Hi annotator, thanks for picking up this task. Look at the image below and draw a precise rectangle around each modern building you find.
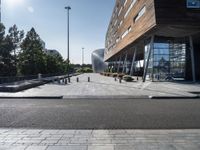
[40,39,46,50]
[92,49,108,73]
[44,49,62,57]
[105,0,200,82]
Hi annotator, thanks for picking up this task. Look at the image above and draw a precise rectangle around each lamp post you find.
[82,47,84,67]
[65,6,71,81]
[82,47,85,72]
[0,0,2,23]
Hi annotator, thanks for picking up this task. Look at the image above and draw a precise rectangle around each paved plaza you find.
[0,74,200,149]
[0,129,200,150]
[0,73,199,98]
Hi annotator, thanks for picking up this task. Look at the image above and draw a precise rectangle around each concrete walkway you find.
[0,129,200,150]
[0,73,199,98]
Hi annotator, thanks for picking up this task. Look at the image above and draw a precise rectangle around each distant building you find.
[91,49,108,73]
[44,49,62,57]
[40,39,46,50]
[39,39,62,58]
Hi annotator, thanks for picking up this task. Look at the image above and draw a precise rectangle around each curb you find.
[149,95,200,99]
[0,96,199,100]
[63,95,149,100]
[0,96,63,99]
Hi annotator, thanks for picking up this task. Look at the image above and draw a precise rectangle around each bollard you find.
[62,79,65,83]
[137,76,139,81]
[119,78,122,83]
[38,73,42,81]
[77,77,79,82]
[88,77,90,82]
[115,78,117,81]
[65,79,68,84]
[68,77,71,83]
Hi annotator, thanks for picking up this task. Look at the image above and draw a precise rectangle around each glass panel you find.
[149,39,186,81]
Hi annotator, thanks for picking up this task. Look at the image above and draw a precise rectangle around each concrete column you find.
[122,53,128,74]
[189,36,196,82]
[130,47,137,76]
[114,57,118,72]
[143,35,154,82]
[117,55,122,73]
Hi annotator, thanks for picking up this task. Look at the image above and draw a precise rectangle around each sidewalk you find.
[0,129,200,150]
[0,73,199,98]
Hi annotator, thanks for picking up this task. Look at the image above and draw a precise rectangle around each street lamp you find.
[0,0,2,23]
[65,6,71,82]
[82,47,84,66]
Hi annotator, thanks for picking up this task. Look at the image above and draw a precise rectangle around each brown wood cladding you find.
[105,0,200,61]
[105,0,156,61]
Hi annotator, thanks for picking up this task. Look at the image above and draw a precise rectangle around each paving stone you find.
[0,129,199,149]
[114,145,136,150]
[174,143,200,150]
[25,146,47,150]
[0,146,27,150]
[157,144,177,150]
[88,145,114,150]
[46,146,87,150]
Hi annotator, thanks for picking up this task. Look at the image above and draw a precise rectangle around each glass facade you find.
[145,37,186,81]
[91,49,108,73]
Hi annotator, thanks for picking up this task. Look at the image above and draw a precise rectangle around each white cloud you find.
[27,6,34,13]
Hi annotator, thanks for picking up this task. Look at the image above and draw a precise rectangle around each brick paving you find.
[0,129,200,149]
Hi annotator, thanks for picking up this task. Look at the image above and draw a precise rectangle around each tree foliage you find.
[0,23,17,76]
[8,24,24,56]
[46,54,66,74]
[18,28,46,75]
[0,23,88,77]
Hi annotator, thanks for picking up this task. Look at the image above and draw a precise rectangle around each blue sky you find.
[2,0,115,64]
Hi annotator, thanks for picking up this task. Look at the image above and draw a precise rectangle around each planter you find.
[123,75,134,82]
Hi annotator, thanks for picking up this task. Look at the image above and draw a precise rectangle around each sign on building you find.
[187,0,200,8]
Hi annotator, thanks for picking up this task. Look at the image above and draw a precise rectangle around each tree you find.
[45,54,65,74]
[8,25,24,56]
[18,28,46,75]
[0,23,17,76]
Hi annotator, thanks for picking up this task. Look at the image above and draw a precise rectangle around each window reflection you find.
[145,40,186,81]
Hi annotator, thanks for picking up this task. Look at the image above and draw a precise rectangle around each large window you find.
[145,37,186,81]
[118,7,123,16]
[124,0,137,18]
[121,26,132,39]
[124,0,128,6]
[134,6,146,22]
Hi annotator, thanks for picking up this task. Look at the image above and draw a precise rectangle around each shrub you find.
[76,67,93,73]
[84,67,93,73]
[107,73,112,76]
[105,73,109,76]
[118,73,125,78]
[112,73,118,78]
[123,75,134,82]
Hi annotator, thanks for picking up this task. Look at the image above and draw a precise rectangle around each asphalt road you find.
[0,98,200,129]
